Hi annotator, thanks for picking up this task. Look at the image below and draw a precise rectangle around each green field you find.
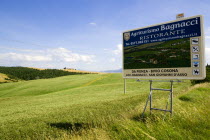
[0,73,209,139]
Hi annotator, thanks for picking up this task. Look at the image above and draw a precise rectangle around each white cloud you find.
[206,47,210,65]
[89,22,97,26]
[2,52,52,62]
[0,46,44,53]
[205,35,210,39]
[113,44,122,55]
[109,58,116,62]
[47,47,95,63]
[0,47,95,63]
[206,27,210,35]
[205,35,210,49]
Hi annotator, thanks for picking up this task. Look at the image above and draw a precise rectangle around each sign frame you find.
[122,15,205,80]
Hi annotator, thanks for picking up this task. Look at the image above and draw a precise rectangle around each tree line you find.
[191,65,210,85]
[0,66,88,81]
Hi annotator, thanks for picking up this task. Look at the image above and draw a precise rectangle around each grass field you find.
[0,73,209,139]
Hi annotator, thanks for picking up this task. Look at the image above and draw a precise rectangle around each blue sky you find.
[0,0,210,71]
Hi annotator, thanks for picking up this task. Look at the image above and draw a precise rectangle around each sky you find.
[0,0,210,71]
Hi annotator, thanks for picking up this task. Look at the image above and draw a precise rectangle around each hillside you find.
[0,66,92,81]
[0,73,17,83]
[0,73,9,83]
[0,73,209,139]
[29,67,103,74]
[63,69,103,74]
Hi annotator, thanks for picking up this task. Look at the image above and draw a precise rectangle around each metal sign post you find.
[124,78,126,94]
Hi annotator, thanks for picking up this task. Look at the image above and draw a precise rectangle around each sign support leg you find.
[170,80,173,116]
[141,80,153,118]
[141,80,174,119]
[149,80,152,114]
[124,79,126,94]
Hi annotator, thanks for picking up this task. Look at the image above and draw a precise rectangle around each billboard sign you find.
[123,15,205,79]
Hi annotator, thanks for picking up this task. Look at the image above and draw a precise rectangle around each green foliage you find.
[0,66,86,81]
[191,65,210,85]
[0,74,209,139]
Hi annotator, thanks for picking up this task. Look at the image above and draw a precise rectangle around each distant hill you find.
[63,69,104,74]
[103,68,122,73]
[29,67,103,74]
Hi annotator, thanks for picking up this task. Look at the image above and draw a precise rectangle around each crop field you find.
[0,73,9,83]
[0,73,209,139]
[124,38,191,69]
[0,73,14,83]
